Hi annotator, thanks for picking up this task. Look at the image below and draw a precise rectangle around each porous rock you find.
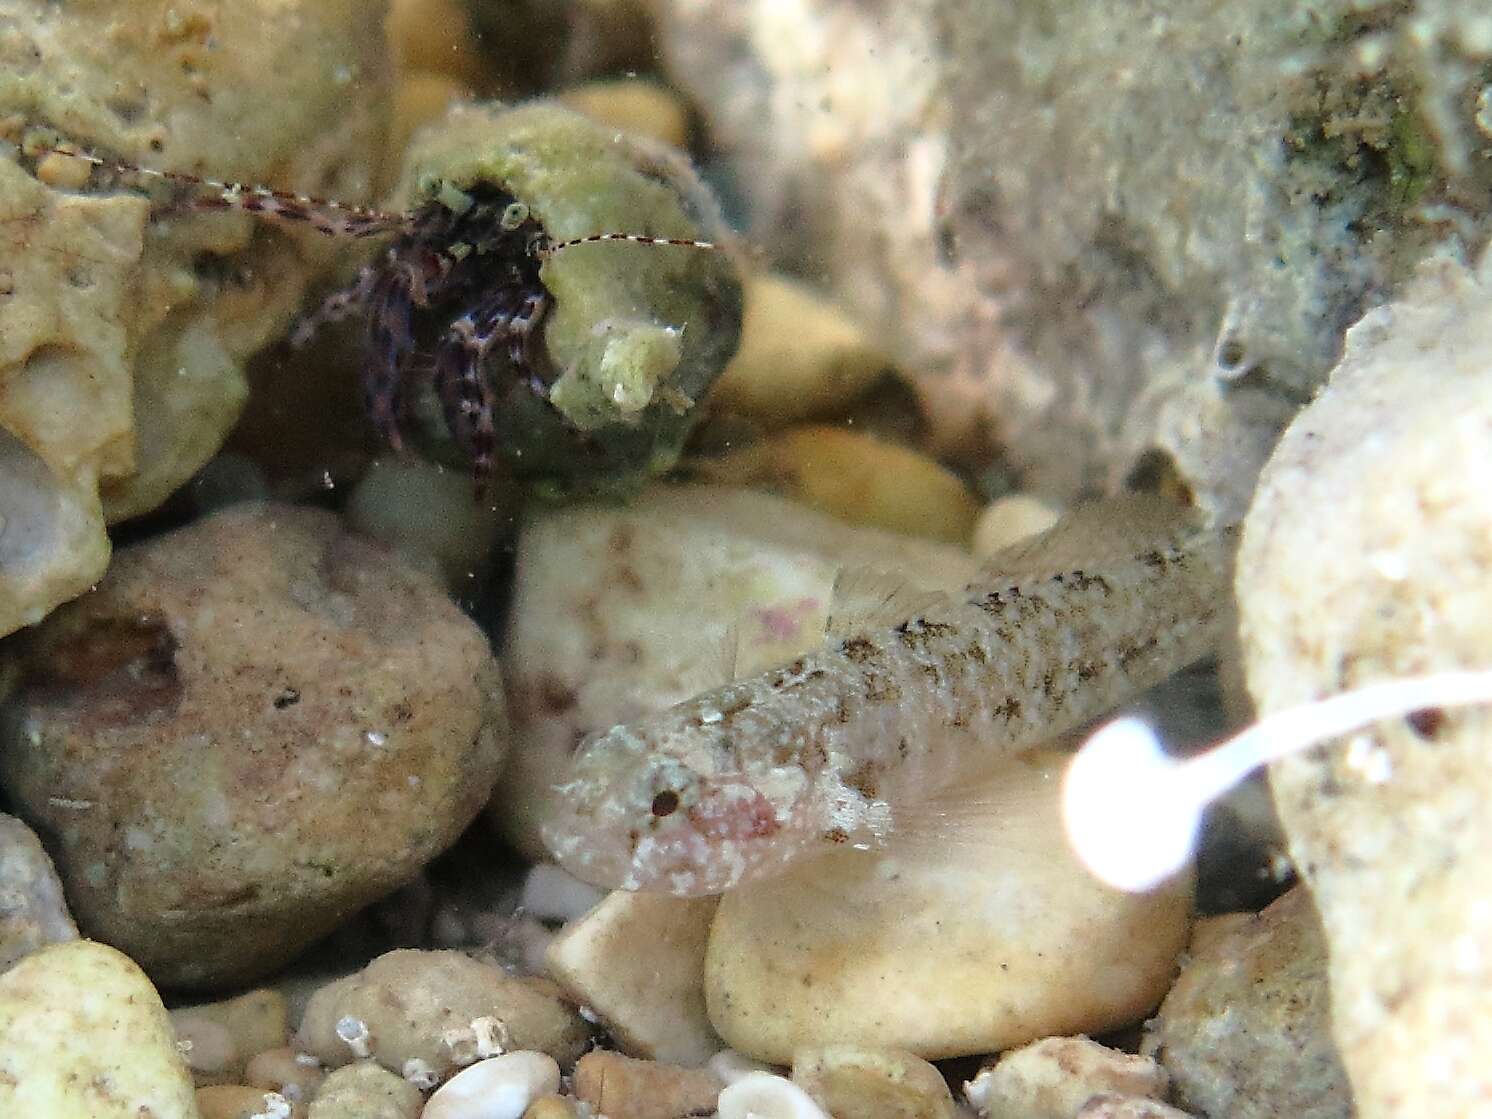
[0,503,507,988]
[706,751,1193,1062]
[296,949,589,1078]
[1145,886,1349,1119]
[653,0,1492,520]
[494,482,979,858]
[0,0,388,635]
[0,810,77,972]
[964,1036,1169,1119]
[1237,251,1492,1117]
[0,939,198,1118]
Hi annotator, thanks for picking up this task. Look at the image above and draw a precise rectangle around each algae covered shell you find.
[394,100,744,492]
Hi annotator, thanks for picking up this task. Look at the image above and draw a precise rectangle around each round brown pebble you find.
[196,1084,304,1119]
[573,1050,724,1119]
[245,1046,325,1103]
[0,504,508,988]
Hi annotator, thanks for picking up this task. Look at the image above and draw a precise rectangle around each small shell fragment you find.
[421,1051,561,1119]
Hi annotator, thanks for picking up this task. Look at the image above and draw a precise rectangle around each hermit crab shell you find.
[394,100,744,492]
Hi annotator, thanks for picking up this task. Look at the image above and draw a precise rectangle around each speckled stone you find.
[0,504,507,988]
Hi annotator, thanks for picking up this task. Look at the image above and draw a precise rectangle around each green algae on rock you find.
[393,101,744,493]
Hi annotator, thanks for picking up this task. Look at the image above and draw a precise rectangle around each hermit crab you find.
[32,100,744,494]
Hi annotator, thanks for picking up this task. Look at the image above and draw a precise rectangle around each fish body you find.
[543,497,1233,896]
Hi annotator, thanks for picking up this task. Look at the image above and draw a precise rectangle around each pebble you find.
[495,483,977,858]
[964,1037,1169,1119]
[308,1060,423,1119]
[172,988,291,1085]
[0,811,77,972]
[522,1094,579,1119]
[246,1046,327,1104]
[706,751,1193,1062]
[699,424,981,543]
[519,863,607,924]
[423,1051,561,1119]
[1143,886,1349,1119]
[174,1013,240,1083]
[718,1072,831,1119]
[791,1045,956,1119]
[1074,1097,1198,1119]
[0,504,509,987]
[197,1084,303,1119]
[710,273,894,425]
[971,493,1063,560]
[296,950,589,1079]
[559,80,692,148]
[574,1050,725,1119]
[345,458,507,595]
[0,940,197,1118]
[546,892,721,1065]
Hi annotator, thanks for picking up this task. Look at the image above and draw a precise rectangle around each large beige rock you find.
[1237,253,1492,1117]
[0,0,388,636]
[653,0,1492,520]
[706,751,1192,1062]
[0,939,199,1117]
[0,504,506,988]
[494,483,979,858]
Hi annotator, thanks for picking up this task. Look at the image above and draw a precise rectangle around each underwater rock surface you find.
[0,0,388,636]
[1145,887,1349,1119]
[653,0,1492,519]
[1238,251,1492,1118]
[0,504,507,988]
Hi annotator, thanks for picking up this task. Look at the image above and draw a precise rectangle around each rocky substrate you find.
[2,0,1488,1117]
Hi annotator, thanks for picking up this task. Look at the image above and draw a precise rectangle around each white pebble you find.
[717,1072,830,1119]
[421,1051,561,1119]
[519,863,607,923]
[708,1049,780,1085]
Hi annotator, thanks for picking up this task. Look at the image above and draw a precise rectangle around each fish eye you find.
[650,789,681,818]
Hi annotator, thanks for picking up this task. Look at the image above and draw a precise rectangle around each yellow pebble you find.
[389,73,473,164]
[558,80,691,149]
[700,425,980,544]
[197,1084,305,1119]
[710,274,893,426]
[386,0,487,88]
[35,151,92,189]
[245,1046,325,1102]
[971,493,1062,560]
[523,1093,581,1119]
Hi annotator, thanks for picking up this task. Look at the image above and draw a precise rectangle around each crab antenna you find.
[536,231,720,259]
[33,143,412,239]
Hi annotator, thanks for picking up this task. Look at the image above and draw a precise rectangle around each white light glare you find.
[1063,669,1492,892]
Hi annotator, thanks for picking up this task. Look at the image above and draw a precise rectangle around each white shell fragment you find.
[421,1051,560,1119]
[717,1072,831,1119]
